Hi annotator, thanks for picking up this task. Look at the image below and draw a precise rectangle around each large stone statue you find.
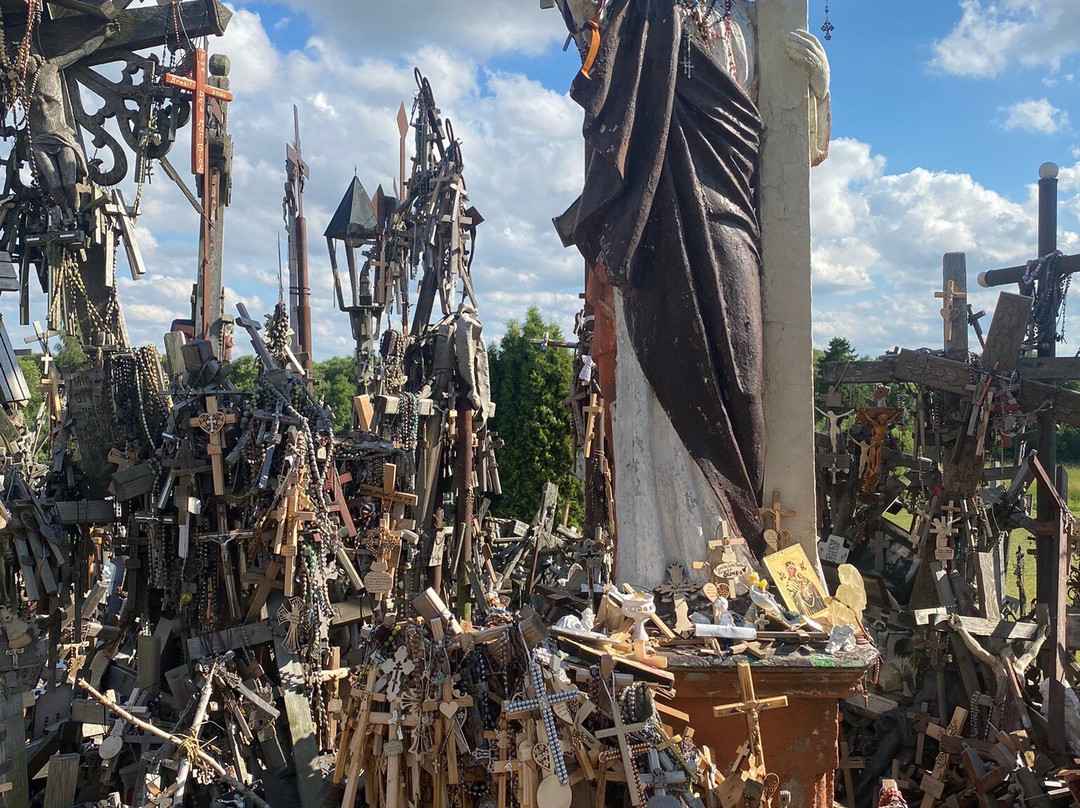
[21,22,118,213]
[551,0,830,585]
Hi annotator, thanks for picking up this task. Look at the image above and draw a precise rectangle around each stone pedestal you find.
[667,646,877,808]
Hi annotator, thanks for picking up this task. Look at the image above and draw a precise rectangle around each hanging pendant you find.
[821,3,835,40]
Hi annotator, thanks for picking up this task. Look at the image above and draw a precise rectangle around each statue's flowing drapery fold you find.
[569,0,767,554]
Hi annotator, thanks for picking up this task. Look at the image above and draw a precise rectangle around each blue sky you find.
[6,0,1080,360]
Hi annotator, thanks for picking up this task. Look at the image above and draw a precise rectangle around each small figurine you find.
[694,595,757,640]
[746,573,823,631]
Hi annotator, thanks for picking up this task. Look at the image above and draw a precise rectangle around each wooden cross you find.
[968,305,988,350]
[935,280,967,343]
[595,680,652,806]
[930,515,957,564]
[759,491,796,551]
[711,662,788,777]
[275,478,316,598]
[422,677,474,787]
[837,741,865,808]
[326,468,356,537]
[484,721,516,808]
[655,563,699,636]
[275,596,307,654]
[505,657,579,785]
[189,395,238,495]
[164,48,234,176]
[355,463,418,521]
[598,741,653,806]
[694,520,750,600]
[919,706,969,808]
[583,393,603,458]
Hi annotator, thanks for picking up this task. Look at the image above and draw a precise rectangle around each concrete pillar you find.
[757,0,819,555]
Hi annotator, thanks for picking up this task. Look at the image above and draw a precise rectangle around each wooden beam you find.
[825,354,1080,387]
[42,753,80,808]
[270,596,323,808]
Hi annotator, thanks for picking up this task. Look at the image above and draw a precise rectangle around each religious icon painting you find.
[762,544,830,620]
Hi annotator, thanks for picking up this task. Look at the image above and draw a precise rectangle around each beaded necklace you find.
[676,0,738,80]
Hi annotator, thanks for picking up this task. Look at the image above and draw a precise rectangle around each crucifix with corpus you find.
[164,45,235,354]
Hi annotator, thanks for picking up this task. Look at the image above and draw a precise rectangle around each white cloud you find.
[932,0,1080,78]
[998,98,1070,134]
[811,138,1080,355]
[262,0,564,59]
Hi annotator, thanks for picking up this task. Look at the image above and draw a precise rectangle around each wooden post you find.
[942,254,968,360]
[43,753,80,808]
[454,396,474,615]
[0,684,29,808]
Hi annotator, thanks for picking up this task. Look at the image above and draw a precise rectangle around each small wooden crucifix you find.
[759,491,796,551]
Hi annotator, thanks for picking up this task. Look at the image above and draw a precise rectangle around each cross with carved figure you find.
[189,395,237,495]
[935,280,967,342]
[711,662,788,777]
[164,49,234,176]
[693,519,749,600]
[759,491,796,551]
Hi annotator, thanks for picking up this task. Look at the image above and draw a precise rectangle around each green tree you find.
[17,354,42,420]
[228,355,258,392]
[313,356,356,434]
[488,308,582,526]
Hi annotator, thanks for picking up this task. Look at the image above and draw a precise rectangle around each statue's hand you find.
[105,21,121,40]
[786,30,830,100]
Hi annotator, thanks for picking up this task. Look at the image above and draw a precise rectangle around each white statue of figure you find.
[548,0,831,587]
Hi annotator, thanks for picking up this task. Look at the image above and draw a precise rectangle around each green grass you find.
[877,464,1080,604]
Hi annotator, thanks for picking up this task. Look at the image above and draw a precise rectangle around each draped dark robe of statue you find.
[569,0,766,555]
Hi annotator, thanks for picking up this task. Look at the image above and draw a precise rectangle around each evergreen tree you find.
[313,356,355,434]
[489,308,582,526]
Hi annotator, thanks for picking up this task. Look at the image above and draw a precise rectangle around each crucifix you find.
[583,393,603,458]
[918,706,968,808]
[815,407,854,454]
[759,491,796,552]
[164,46,234,351]
[711,662,788,778]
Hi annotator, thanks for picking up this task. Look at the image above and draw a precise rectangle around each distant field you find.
[877,464,1080,603]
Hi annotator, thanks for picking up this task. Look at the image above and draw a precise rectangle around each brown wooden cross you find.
[326,468,356,537]
[189,395,237,495]
[595,680,652,806]
[935,280,967,342]
[711,662,788,777]
[837,740,865,808]
[655,563,699,636]
[583,393,603,458]
[919,706,968,808]
[164,48,234,176]
[422,677,474,787]
[355,463,418,521]
[694,519,750,600]
[759,491,796,551]
[274,481,316,598]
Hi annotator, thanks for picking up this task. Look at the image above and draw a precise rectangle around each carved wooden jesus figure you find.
[19,22,118,213]
[551,0,830,584]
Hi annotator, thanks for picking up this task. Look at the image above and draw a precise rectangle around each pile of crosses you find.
[333,586,798,808]
[815,179,1080,808]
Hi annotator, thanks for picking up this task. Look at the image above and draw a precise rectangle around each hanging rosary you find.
[821,2,835,41]
[677,0,737,80]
